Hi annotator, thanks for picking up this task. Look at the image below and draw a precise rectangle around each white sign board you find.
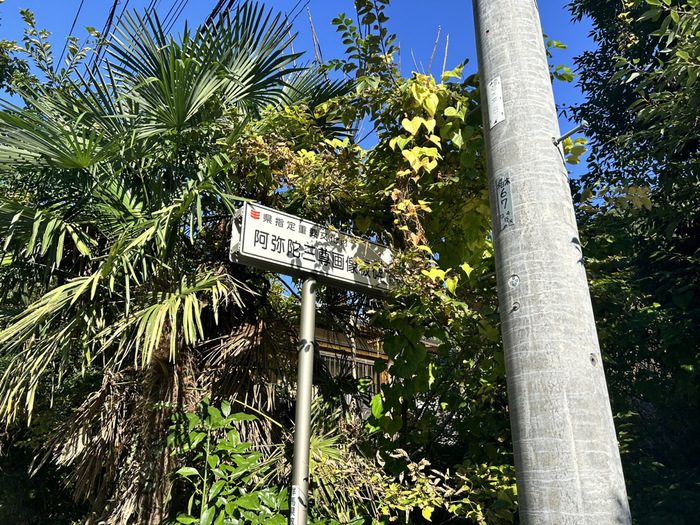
[230,202,394,295]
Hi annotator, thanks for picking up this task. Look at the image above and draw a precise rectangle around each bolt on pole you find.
[290,276,317,525]
[471,1,631,523]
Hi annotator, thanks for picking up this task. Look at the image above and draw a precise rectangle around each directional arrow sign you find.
[230,202,394,294]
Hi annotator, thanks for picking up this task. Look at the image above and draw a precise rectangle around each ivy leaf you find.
[401,117,424,135]
[422,267,446,282]
[445,277,458,294]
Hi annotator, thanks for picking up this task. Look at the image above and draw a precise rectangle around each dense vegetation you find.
[0,1,514,523]
[0,0,696,523]
[568,0,700,522]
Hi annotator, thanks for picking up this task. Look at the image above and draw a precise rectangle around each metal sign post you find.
[229,202,392,524]
[290,276,316,525]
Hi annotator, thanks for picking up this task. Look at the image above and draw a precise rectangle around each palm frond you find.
[0,200,97,267]
[0,96,121,170]
[282,66,354,109]
[107,4,302,136]
[280,66,355,137]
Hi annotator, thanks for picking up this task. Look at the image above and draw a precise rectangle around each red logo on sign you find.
[250,210,261,220]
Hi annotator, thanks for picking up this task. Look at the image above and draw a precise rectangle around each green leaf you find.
[207,454,220,470]
[421,267,446,282]
[461,263,474,278]
[208,480,226,502]
[384,415,403,434]
[234,492,260,511]
[370,394,384,419]
[445,277,458,294]
[424,93,439,117]
[230,413,257,422]
[207,406,224,429]
[175,467,200,477]
[201,505,216,525]
[258,488,279,509]
[173,432,206,454]
[441,64,464,81]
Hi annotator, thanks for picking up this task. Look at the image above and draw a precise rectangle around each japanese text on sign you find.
[230,203,394,293]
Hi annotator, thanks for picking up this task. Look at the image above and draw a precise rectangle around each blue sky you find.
[1,0,594,168]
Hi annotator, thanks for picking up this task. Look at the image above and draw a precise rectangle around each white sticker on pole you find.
[290,485,302,525]
[496,174,514,231]
[487,76,505,128]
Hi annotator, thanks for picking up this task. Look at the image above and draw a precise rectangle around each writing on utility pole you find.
[496,175,514,231]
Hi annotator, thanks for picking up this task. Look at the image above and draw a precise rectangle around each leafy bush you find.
[162,399,288,525]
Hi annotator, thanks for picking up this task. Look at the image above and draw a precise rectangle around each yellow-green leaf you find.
[402,117,424,136]
[422,267,446,282]
[424,93,439,117]
[461,263,474,278]
[445,277,458,294]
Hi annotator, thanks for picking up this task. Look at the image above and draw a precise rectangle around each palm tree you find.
[0,3,350,522]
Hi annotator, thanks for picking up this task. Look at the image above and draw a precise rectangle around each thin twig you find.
[307,7,323,63]
[288,0,310,26]
[280,277,301,300]
[287,26,297,68]
[411,49,421,74]
[428,26,441,75]
[442,34,450,78]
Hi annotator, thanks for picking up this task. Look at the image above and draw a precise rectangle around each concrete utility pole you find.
[472,1,631,523]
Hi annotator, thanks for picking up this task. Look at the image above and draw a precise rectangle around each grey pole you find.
[290,276,316,525]
[472,1,631,523]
